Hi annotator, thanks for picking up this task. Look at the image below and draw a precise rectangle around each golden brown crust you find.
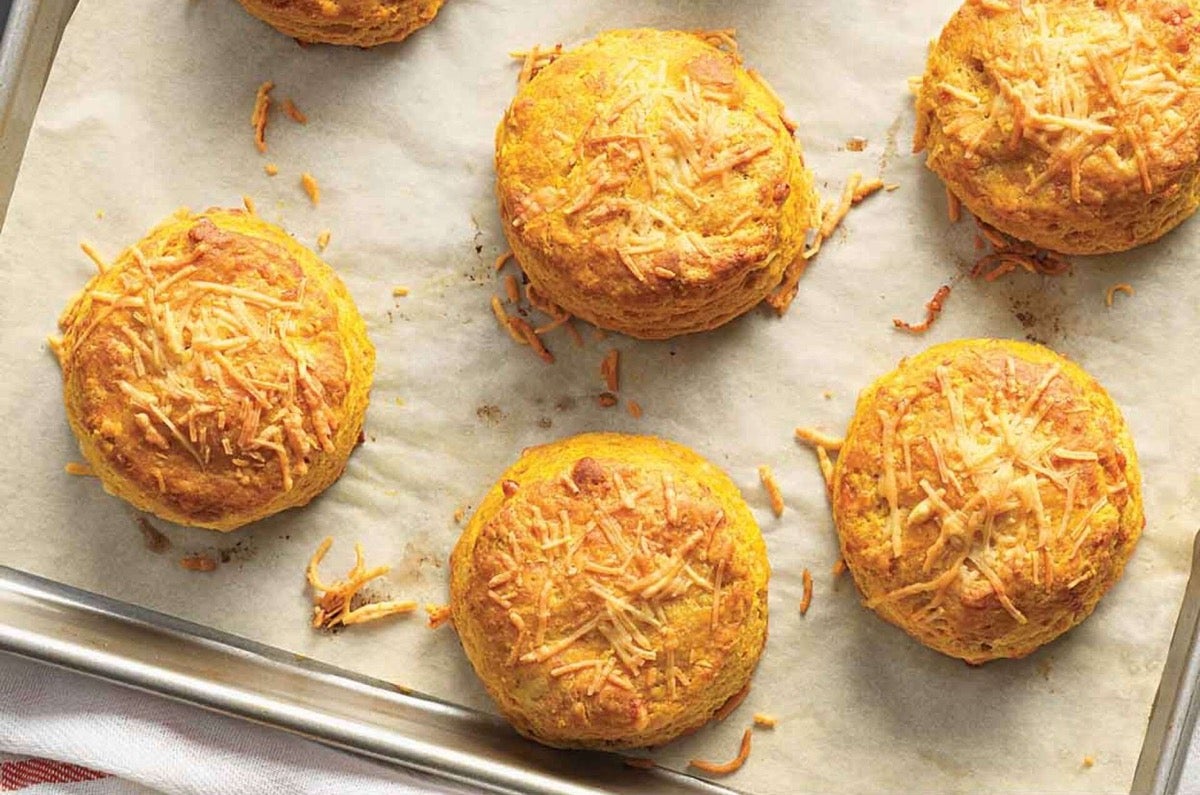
[236,0,444,47]
[832,339,1143,663]
[56,208,375,531]
[495,29,819,340]
[915,0,1200,254]
[450,433,769,749]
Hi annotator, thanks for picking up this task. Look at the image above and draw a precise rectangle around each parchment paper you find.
[0,1,1194,792]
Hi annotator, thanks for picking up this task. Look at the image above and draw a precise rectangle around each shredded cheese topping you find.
[865,354,1128,624]
[507,31,790,291]
[57,216,346,495]
[475,456,742,711]
[928,0,1200,201]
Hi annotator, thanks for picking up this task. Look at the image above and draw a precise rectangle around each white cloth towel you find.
[0,652,474,794]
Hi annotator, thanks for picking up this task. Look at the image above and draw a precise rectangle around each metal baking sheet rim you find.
[0,2,1191,793]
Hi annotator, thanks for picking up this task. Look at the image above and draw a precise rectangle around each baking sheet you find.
[0,0,1194,792]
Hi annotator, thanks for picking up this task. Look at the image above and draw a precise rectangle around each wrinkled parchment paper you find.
[1,1,1195,791]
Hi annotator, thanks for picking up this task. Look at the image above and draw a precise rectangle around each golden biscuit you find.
[236,0,444,47]
[55,208,375,531]
[832,339,1142,664]
[915,0,1200,254]
[495,29,819,339]
[450,433,769,749]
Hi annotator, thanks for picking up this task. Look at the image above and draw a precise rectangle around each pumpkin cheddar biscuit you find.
[833,339,1143,663]
[495,29,820,339]
[54,208,375,531]
[914,0,1200,254]
[450,433,769,748]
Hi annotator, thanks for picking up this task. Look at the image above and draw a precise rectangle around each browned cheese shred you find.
[893,284,952,334]
[251,81,274,153]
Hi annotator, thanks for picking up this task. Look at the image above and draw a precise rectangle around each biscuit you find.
[236,0,444,47]
[55,208,375,531]
[495,29,819,339]
[832,339,1142,663]
[915,0,1200,254]
[450,433,769,748]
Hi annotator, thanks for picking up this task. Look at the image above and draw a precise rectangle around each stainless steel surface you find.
[0,566,736,795]
[0,0,77,221]
[1132,532,1200,795]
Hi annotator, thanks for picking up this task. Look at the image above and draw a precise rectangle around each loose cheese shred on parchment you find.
[251,81,273,153]
[766,170,889,315]
[301,172,320,206]
[306,537,417,629]
[689,728,753,776]
[758,465,785,517]
[1105,283,1134,307]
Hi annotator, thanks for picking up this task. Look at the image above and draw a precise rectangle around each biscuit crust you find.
[450,433,769,749]
[833,339,1142,663]
[236,0,444,47]
[915,0,1200,254]
[495,29,819,339]
[56,208,375,531]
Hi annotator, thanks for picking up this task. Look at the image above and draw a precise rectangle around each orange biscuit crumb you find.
[1083,756,1095,768]
[628,400,643,419]
[316,230,331,251]
[832,558,847,578]
[598,392,618,408]
[689,728,752,776]
[752,713,777,729]
[393,286,410,297]
[494,251,513,271]
[180,553,217,572]
[251,80,273,153]
[64,461,95,476]
[425,603,453,629]
[758,465,784,517]
[800,568,813,615]
[242,195,256,215]
[846,137,868,151]
[300,173,320,206]
[264,163,279,176]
